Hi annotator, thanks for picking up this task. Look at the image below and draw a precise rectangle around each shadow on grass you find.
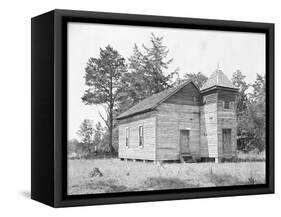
[142,177,199,190]
[206,168,245,186]
[88,179,135,193]
[71,179,138,194]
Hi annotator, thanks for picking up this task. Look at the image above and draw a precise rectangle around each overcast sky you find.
[67,22,265,140]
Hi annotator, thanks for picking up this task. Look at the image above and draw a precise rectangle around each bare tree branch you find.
[98,111,109,128]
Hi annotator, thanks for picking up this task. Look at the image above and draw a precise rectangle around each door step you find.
[180,154,193,163]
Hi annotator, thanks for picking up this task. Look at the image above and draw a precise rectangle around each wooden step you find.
[180,154,193,163]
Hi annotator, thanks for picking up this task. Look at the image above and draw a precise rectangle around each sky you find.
[67,22,265,140]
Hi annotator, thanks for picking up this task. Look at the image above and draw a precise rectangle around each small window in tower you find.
[224,101,230,109]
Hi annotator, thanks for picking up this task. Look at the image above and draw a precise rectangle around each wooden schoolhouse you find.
[116,68,238,163]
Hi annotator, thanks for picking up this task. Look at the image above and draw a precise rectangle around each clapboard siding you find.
[156,103,200,160]
[201,90,217,104]
[217,97,237,158]
[200,90,237,158]
[118,116,156,160]
[164,83,200,106]
[118,111,156,125]
[200,100,218,158]
[218,89,237,101]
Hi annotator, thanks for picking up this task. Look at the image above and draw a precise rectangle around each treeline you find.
[68,120,112,158]
[232,71,265,152]
[68,33,265,158]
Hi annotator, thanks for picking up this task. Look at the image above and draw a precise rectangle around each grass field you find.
[68,158,265,195]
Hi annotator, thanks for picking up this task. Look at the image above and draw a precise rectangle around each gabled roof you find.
[201,69,236,91]
[116,80,196,120]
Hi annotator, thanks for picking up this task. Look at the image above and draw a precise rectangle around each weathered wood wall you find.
[217,90,237,158]
[165,83,200,106]
[200,89,237,159]
[118,112,156,160]
[217,89,237,101]
[118,111,156,125]
[200,92,218,158]
[156,103,200,161]
[155,83,201,160]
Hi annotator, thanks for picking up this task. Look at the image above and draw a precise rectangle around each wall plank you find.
[118,116,156,160]
[156,103,200,160]
[164,83,200,106]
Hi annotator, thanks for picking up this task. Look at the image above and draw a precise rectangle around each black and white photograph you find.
[67,22,266,195]
[0,0,279,213]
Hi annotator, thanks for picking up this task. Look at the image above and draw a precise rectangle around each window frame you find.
[138,125,144,148]
[125,127,130,148]
[223,100,230,109]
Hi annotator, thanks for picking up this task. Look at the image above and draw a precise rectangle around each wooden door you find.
[222,129,232,153]
[180,130,190,154]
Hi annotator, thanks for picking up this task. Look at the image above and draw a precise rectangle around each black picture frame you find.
[31,9,274,207]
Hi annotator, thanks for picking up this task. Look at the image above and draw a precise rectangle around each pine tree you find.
[232,70,250,115]
[119,33,178,111]
[142,33,178,94]
[231,70,250,151]
[248,74,266,151]
[82,45,127,153]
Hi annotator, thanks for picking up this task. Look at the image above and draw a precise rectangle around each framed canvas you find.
[31,9,274,207]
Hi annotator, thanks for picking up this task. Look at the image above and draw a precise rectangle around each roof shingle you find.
[201,69,235,91]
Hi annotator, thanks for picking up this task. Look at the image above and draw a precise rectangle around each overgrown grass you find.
[236,151,265,162]
[207,167,243,186]
[68,159,266,195]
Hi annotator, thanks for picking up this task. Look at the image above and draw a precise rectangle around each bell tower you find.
[200,68,238,163]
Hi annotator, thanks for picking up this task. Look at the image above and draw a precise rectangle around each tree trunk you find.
[108,74,115,155]
[108,105,115,154]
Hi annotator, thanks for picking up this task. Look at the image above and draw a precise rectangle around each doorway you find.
[180,130,190,154]
[222,129,232,153]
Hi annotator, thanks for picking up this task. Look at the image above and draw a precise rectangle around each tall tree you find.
[82,45,127,153]
[248,74,266,151]
[231,70,250,151]
[142,33,178,93]
[231,70,250,115]
[250,73,266,106]
[231,71,266,152]
[183,72,208,89]
[77,119,94,154]
[120,34,178,110]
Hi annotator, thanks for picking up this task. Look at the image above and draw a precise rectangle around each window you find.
[125,127,130,148]
[139,126,144,147]
[224,101,230,109]
[202,96,207,105]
